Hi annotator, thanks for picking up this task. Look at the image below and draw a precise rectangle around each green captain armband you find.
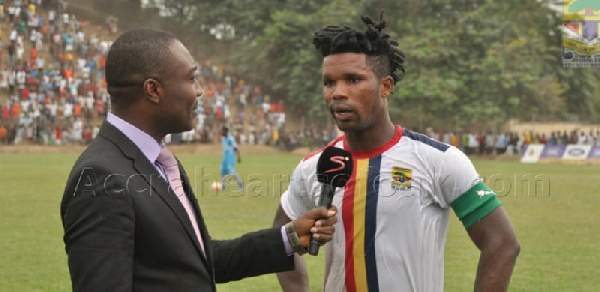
[450,182,502,229]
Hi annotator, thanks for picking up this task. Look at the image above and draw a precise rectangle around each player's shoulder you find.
[401,129,450,153]
[400,129,471,169]
[302,136,345,162]
[302,148,323,163]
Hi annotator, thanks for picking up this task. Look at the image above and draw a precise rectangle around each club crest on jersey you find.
[392,166,412,190]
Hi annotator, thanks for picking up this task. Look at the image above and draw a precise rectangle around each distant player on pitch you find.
[220,126,243,190]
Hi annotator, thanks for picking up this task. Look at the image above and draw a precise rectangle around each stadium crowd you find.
[421,128,600,156]
[0,0,109,146]
[0,0,597,157]
[0,0,312,149]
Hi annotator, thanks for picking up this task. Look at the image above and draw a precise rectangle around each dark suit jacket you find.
[61,122,293,291]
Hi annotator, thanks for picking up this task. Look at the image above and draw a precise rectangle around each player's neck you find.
[345,122,396,152]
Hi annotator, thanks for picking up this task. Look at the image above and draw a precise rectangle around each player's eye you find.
[348,76,361,83]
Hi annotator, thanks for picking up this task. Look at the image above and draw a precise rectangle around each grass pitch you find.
[0,150,598,291]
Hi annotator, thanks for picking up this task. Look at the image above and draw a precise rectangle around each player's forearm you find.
[474,241,520,291]
[273,205,310,291]
[276,254,310,292]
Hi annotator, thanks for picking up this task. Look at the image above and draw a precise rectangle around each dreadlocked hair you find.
[313,11,405,84]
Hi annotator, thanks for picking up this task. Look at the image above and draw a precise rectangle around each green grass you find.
[1,152,599,291]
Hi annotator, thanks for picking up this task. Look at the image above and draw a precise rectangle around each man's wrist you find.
[285,221,308,255]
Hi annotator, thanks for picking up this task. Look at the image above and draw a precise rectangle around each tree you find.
[225,0,368,121]
[136,0,600,127]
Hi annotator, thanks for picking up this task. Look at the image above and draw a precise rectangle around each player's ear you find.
[143,78,162,104]
[380,76,394,99]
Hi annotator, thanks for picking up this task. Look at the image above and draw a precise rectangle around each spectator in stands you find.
[578,131,588,145]
[560,130,568,144]
[485,131,494,155]
[547,131,557,146]
[496,132,508,154]
[508,132,519,155]
[0,123,6,143]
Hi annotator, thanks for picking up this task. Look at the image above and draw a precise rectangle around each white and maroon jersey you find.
[281,126,501,292]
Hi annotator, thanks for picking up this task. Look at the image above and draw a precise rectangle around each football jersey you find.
[221,135,237,173]
[280,126,501,292]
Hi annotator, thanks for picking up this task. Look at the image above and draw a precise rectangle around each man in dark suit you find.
[60,28,337,292]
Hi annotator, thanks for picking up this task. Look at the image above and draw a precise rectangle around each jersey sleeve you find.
[438,147,502,229]
[230,136,238,149]
[280,160,317,220]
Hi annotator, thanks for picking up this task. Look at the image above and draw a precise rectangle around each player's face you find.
[322,53,391,133]
[156,41,203,134]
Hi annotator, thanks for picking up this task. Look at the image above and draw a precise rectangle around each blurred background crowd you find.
[1,0,599,157]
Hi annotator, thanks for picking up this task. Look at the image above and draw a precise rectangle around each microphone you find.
[308,146,353,256]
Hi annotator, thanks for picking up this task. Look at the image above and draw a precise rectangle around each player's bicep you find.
[438,148,502,229]
[279,163,316,220]
[466,206,517,250]
[450,181,502,229]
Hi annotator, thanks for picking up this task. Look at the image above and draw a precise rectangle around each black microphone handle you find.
[308,183,335,256]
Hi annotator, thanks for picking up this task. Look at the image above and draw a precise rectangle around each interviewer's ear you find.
[143,78,162,104]
[381,76,394,99]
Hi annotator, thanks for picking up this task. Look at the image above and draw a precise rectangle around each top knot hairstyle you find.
[313,11,405,84]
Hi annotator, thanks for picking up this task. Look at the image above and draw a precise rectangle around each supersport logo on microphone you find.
[324,155,351,174]
[316,146,353,187]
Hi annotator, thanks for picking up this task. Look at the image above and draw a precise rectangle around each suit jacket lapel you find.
[98,122,209,265]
